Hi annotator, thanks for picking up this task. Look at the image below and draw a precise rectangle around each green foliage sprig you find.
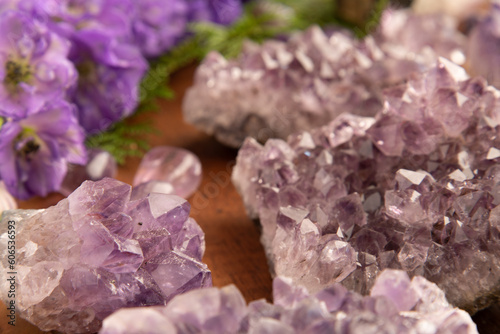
[86,120,154,165]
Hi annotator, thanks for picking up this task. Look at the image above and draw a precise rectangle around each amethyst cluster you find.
[0,178,211,333]
[183,9,466,147]
[0,0,242,200]
[232,58,500,314]
[100,269,478,334]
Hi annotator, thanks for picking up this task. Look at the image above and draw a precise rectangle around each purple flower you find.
[186,0,242,24]
[0,0,19,13]
[0,10,77,119]
[69,29,148,133]
[131,0,243,57]
[0,100,86,199]
[18,0,134,40]
[185,0,212,22]
[7,1,146,133]
[205,0,243,25]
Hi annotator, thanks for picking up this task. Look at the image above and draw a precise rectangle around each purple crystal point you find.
[100,270,477,334]
[183,10,465,147]
[133,146,202,198]
[233,59,500,313]
[60,149,118,196]
[0,178,211,333]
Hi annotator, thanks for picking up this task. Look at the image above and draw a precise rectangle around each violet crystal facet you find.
[232,58,500,313]
[183,9,465,147]
[133,146,202,199]
[100,269,477,334]
[0,178,211,333]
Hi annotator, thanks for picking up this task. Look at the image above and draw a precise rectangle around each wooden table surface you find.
[0,65,499,333]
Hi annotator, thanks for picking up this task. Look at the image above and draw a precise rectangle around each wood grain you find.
[0,64,498,333]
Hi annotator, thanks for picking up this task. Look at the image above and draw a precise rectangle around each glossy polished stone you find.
[133,146,202,198]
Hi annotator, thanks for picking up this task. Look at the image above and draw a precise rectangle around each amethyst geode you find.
[232,58,500,314]
[183,9,465,147]
[100,269,478,334]
[0,178,211,333]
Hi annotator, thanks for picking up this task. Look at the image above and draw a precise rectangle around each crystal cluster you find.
[183,9,465,147]
[100,269,478,334]
[133,146,202,199]
[0,178,211,333]
[232,59,500,314]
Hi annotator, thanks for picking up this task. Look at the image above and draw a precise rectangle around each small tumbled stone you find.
[100,270,478,334]
[232,59,500,313]
[133,146,202,198]
[0,178,211,333]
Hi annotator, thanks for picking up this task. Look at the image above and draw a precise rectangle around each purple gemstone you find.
[100,270,477,334]
[133,146,202,198]
[183,10,465,147]
[232,59,500,313]
[0,178,211,333]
